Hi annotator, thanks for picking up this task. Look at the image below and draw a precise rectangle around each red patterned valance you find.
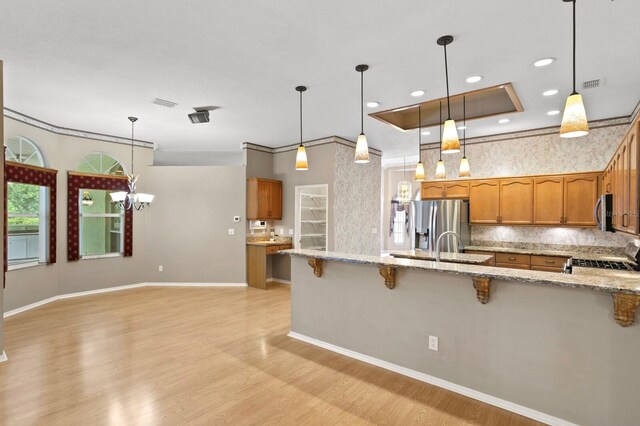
[4,162,58,281]
[67,172,133,261]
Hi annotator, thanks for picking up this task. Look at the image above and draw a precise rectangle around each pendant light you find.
[354,64,370,163]
[435,101,446,180]
[560,0,589,138]
[437,35,461,154]
[295,86,309,171]
[459,96,471,178]
[397,157,412,205]
[110,117,155,210]
[415,105,426,181]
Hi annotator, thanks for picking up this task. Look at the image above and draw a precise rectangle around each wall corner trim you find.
[0,351,7,363]
[287,331,579,426]
[4,282,248,318]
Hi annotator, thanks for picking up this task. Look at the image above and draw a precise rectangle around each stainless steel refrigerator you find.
[410,200,470,252]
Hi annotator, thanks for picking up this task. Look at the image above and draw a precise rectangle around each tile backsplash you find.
[471,225,639,254]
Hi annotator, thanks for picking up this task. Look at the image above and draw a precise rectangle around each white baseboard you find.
[4,282,247,318]
[267,278,291,285]
[0,351,7,363]
[287,331,577,426]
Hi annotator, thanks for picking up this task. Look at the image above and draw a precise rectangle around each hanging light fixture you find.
[415,105,426,181]
[110,117,155,210]
[459,96,471,178]
[435,101,446,180]
[437,35,461,154]
[295,86,309,171]
[354,64,370,163]
[397,157,412,205]
[560,0,589,138]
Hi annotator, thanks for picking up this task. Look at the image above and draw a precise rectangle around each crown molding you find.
[4,108,155,149]
[243,136,383,156]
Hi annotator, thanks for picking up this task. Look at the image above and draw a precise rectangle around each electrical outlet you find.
[228,228,235,235]
[288,229,294,235]
[233,216,241,222]
[278,227,284,235]
[158,265,163,272]
[428,335,439,352]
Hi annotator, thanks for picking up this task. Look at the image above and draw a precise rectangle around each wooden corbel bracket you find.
[472,277,492,304]
[379,265,397,289]
[307,258,323,277]
[612,293,640,327]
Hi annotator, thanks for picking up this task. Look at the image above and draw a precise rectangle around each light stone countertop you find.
[246,237,292,247]
[464,245,629,262]
[388,250,493,265]
[281,249,640,295]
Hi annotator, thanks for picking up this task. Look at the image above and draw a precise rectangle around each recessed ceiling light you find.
[411,90,426,97]
[543,89,559,96]
[366,101,380,108]
[498,118,510,124]
[533,57,556,67]
[421,130,431,135]
[465,76,483,83]
[547,110,561,116]
[457,126,467,130]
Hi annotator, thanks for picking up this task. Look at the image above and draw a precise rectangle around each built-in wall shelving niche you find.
[295,185,329,251]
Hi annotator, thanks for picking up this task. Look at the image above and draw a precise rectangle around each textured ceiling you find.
[1,0,639,158]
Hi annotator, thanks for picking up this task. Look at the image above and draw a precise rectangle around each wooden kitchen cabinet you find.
[564,174,599,227]
[469,180,500,223]
[247,178,283,220]
[499,178,533,224]
[533,176,564,225]
[612,122,638,234]
[421,181,469,199]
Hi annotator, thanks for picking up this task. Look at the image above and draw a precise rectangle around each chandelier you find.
[110,116,155,210]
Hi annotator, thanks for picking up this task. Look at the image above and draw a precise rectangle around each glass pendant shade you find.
[397,181,412,204]
[560,93,589,138]
[295,145,309,170]
[441,120,461,153]
[435,160,446,180]
[355,133,370,163]
[459,157,471,178]
[110,191,127,203]
[414,162,426,182]
[137,193,155,203]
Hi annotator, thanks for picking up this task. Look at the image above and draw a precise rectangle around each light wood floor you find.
[0,284,542,425]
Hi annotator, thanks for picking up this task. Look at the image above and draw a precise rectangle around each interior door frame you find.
[294,184,329,250]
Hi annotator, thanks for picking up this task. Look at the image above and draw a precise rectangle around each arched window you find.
[75,152,125,176]
[5,136,46,167]
[74,153,126,258]
[4,137,50,268]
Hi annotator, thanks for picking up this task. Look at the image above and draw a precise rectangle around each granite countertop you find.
[246,237,293,247]
[281,249,640,296]
[388,250,493,265]
[465,245,629,262]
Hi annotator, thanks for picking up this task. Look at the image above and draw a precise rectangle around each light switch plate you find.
[228,228,235,235]
[428,335,439,351]
[233,216,241,222]
[158,265,163,272]
[288,229,294,235]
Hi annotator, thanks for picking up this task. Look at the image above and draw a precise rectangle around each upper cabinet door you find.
[422,182,445,199]
[533,176,564,225]
[614,145,626,231]
[444,182,470,199]
[564,174,599,227]
[469,180,500,224]
[269,181,283,220]
[256,180,272,219]
[499,178,533,224]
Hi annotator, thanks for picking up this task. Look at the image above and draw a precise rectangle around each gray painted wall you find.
[144,166,246,283]
[290,257,640,426]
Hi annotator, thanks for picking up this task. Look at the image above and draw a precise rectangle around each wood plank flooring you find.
[0,284,542,425]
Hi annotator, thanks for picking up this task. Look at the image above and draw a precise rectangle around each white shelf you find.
[301,220,326,224]
[301,207,326,211]
[300,193,327,199]
[301,233,326,238]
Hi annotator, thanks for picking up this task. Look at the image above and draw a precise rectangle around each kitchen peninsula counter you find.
[465,245,629,262]
[388,250,493,265]
[283,249,640,426]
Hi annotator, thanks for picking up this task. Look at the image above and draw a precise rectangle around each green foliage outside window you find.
[8,183,40,226]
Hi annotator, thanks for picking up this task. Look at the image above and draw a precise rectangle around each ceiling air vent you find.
[151,98,178,108]
[582,79,601,90]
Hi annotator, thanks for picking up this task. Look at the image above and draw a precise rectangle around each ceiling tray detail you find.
[370,83,523,131]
